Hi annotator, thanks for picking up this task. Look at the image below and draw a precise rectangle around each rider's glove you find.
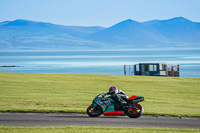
[102,93,108,97]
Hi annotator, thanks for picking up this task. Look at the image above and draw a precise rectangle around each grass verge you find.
[0,126,200,133]
[0,73,200,117]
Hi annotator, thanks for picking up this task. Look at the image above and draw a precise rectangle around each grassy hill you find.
[0,72,199,117]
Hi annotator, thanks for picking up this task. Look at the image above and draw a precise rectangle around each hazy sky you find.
[0,0,200,27]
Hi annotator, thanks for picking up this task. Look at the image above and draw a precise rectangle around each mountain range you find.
[0,17,200,49]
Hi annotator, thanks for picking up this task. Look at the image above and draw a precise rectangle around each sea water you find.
[0,48,200,77]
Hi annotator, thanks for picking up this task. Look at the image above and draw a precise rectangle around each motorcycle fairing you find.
[101,103,126,116]
[128,95,144,103]
[92,95,115,113]
[128,95,139,100]
[101,102,115,113]
[92,94,124,115]
[103,111,125,116]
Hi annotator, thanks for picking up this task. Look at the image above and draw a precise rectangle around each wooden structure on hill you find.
[124,63,180,77]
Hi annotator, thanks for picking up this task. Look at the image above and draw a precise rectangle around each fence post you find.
[124,65,126,75]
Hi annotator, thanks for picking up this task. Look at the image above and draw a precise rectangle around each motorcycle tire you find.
[87,104,103,117]
[125,104,144,118]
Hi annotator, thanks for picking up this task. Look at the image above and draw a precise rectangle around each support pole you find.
[124,65,126,75]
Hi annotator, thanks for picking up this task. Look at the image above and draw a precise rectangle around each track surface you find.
[0,113,199,128]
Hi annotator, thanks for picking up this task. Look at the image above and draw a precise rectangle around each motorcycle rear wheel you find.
[87,105,103,117]
[125,104,144,118]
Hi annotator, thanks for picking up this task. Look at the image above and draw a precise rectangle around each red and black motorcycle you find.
[87,93,144,118]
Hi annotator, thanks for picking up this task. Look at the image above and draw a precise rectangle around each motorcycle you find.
[87,93,144,118]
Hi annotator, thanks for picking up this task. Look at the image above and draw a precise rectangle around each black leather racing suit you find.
[104,89,128,107]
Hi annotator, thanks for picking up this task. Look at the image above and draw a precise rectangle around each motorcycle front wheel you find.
[125,104,144,118]
[87,105,103,117]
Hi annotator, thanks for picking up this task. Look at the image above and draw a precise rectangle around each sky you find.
[0,0,200,27]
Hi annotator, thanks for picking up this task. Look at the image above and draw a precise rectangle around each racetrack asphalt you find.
[0,113,199,129]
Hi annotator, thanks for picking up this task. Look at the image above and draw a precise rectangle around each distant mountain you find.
[0,19,106,49]
[87,17,200,48]
[146,17,200,43]
[87,19,164,47]
[0,17,200,49]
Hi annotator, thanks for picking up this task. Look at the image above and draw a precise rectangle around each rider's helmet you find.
[109,86,118,93]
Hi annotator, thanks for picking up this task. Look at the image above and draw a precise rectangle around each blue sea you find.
[0,48,200,77]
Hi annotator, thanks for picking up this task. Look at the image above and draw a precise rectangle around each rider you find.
[103,86,128,109]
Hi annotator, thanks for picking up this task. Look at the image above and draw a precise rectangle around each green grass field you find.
[0,126,199,133]
[0,72,200,117]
